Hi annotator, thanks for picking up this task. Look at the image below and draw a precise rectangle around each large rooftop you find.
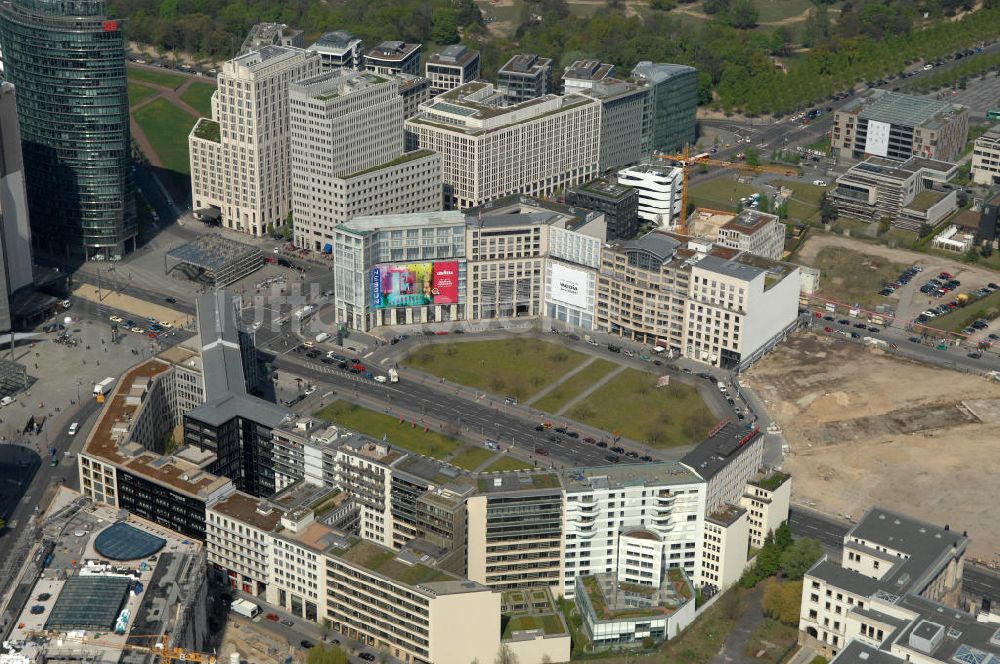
[428,44,478,66]
[681,421,762,481]
[329,537,483,593]
[466,194,605,235]
[291,69,390,100]
[499,53,551,74]
[209,490,286,532]
[631,61,697,84]
[843,89,965,128]
[559,461,702,493]
[339,210,466,236]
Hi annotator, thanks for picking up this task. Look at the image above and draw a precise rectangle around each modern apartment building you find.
[189,46,321,237]
[559,463,705,598]
[740,471,791,549]
[0,0,136,259]
[681,421,764,513]
[288,69,442,252]
[798,507,968,660]
[567,178,640,241]
[496,54,553,103]
[831,90,969,162]
[206,490,285,595]
[971,126,1000,185]
[0,81,33,331]
[597,233,800,367]
[426,45,481,96]
[331,211,466,331]
[686,208,786,261]
[363,41,421,76]
[466,196,605,325]
[308,30,363,70]
[406,82,601,209]
[631,62,698,154]
[618,163,684,228]
[829,156,958,231]
[701,503,749,592]
[467,475,564,591]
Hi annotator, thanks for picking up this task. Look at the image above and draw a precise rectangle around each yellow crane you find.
[655,145,800,235]
[32,631,216,663]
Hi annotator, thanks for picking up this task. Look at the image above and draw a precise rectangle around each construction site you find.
[745,332,1000,564]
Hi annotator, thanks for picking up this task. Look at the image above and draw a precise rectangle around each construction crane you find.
[31,631,216,663]
[654,145,800,235]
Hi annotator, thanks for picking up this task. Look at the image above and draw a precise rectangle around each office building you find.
[631,62,698,154]
[466,196,605,325]
[740,470,791,549]
[559,463,705,598]
[831,90,969,162]
[0,81,33,331]
[332,211,466,331]
[561,59,615,95]
[701,504,749,592]
[207,490,285,595]
[364,40,421,76]
[189,46,321,237]
[682,422,765,513]
[581,79,650,172]
[798,507,968,660]
[567,178,640,241]
[829,156,958,231]
[183,291,289,497]
[597,232,800,368]
[0,0,136,259]
[685,252,800,369]
[426,45,481,96]
[407,82,601,209]
[308,30,363,70]
[240,22,303,53]
[496,54,553,103]
[686,208,786,261]
[288,69,442,252]
[971,126,1000,185]
[618,163,684,228]
[397,72,432,119]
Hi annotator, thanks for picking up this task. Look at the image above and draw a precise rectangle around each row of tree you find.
[740,522,824,588]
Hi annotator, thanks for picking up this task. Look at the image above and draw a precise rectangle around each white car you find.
[923,64,934,70]
[68,422,79,436]
[304,386,316,395]
[374,375,388,383]
[812,180,826,186]
[0,396,15,407]
[158,321,172,329]
[109,315,123,323]
[131,327,144,334]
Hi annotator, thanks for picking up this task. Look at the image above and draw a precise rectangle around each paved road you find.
[788,507,1000,607]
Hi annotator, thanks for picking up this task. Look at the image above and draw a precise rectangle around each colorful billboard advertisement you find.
[370,261,459,309]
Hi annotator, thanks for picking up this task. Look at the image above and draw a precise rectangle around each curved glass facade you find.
[0,0,136,258]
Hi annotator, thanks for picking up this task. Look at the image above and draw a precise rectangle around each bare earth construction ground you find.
[745,333,999,562]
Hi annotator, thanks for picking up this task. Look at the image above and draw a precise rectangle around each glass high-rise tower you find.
[0,0,136,259]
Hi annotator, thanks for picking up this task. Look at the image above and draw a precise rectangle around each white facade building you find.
[717,210,786,261]
[189,46,321,237]
[425,45,481,96]
[289,69,443,252]
[308,30,363,71]
[206,491,283,596]
[560,462,706,598]
[406,82,601,209]
[740,471,791,549]
[617,164,684,228]
[700,504,749,592]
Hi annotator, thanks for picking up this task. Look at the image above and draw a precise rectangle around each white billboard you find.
[548,262,590,309]
[864,119,891,157]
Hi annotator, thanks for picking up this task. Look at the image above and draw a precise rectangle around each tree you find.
[769,27,790,56]
[649,0,677,9]
[744,146,760,167]
[306,644,348,664]
[761,579,804,625]
[703,0,730,13]
[432,8,460,44]
[918,222,933,238]
[779,538,824,580]
[727,0,759,28]
[773,522,792,550]
[494,644,519,664]
[820,193,838,225]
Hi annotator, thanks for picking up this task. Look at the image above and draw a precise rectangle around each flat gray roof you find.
[844,89,964,128]
[560,461,701,492]
[620,231,681,263]
[681,422,762,481]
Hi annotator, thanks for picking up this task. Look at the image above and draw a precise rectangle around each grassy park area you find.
[127,65,187,89]
[565,369,717,447]
[688,176,761,212]
[405,338,588,401]
[180,81,216,116]
[128,82,158,107]
[532,359,618,413]
[772,178,827,223]
[316,401,460,460]
[133,98,197,176]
